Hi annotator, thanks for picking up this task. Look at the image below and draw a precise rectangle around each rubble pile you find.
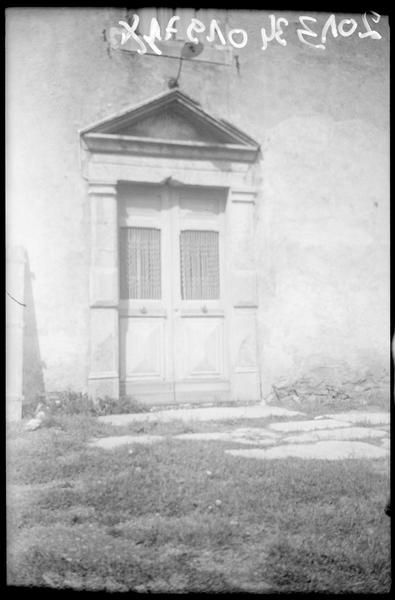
[266,372,390,411]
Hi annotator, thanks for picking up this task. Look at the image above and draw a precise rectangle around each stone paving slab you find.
[98,405,303,426]
[282,427,388,444]
[88,435,163,449]
[268,419,351,432]
[233,427,279,438]
[174,432,276,446]
[174,427,279,446]
[322,411,390,425]
[226,440,389,461]
[232,438,276,447]
[174,432,234,442]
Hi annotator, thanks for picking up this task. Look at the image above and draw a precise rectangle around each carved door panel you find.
[119,184,229,403]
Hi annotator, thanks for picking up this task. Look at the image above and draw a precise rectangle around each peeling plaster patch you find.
[226,441,389,461]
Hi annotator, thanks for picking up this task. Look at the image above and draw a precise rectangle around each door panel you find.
[118,184,171,387]
[179,195,221,219]
[172,188,227,384]
[178,317,225,378]
[120,317,166,379]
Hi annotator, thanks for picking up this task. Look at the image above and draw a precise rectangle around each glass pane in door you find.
[120,227,161,299]
[180,230,220,300]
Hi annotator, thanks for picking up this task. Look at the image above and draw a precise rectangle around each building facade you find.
[6,8,390,410]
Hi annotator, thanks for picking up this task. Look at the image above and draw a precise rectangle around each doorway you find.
[118,182,229,404]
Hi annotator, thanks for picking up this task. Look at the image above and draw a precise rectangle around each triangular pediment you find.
[113,106,225,143]
[80,89,259,162]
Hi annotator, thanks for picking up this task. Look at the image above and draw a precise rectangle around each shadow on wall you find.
[22,256,45,405]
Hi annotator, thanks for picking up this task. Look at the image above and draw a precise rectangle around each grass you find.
[7,415,391,593]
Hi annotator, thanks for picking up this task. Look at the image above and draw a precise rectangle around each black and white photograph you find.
[6,6,390,593]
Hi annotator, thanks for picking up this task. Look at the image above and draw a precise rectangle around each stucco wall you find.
[6,8,389,399]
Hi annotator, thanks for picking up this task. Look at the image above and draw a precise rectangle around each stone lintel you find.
[88,181,118,196]
[229,189,257,203]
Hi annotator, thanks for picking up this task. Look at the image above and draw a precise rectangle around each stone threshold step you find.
[148,400,261,412]
[98,404,303,425]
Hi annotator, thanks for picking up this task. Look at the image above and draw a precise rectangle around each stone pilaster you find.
[227,189,261,401]
[88,182,120,399]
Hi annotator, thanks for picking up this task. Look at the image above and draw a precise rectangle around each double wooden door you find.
[118,183,229,404]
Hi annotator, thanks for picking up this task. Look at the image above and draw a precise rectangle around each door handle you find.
[201,305,208,313]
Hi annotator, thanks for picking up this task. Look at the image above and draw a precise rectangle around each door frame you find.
[80,92,261,403]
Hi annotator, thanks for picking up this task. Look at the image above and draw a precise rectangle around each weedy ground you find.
[7,414,391,593]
